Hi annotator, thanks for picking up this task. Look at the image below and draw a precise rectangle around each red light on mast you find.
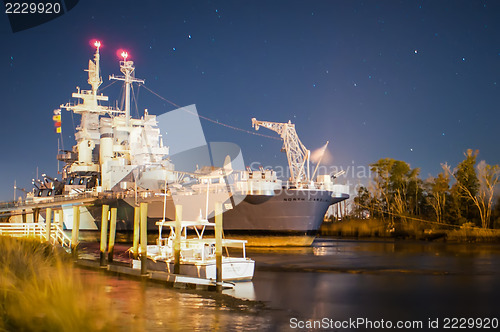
[89,39,103,49]
[116,49,131,60]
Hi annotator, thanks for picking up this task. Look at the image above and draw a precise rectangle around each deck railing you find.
[0,191,98,210]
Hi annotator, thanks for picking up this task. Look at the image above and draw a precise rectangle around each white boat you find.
[145,220,255,281]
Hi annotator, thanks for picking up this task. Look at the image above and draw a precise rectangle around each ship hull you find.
[83,189,349,246]
[21,189,348,246]
[214,189,347,246]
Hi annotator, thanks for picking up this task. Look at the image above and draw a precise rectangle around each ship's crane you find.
[251,118,310,185]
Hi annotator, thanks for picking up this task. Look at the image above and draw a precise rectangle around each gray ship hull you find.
[55,189,348,246]
[211,189,349,246]
[126,189,348,246]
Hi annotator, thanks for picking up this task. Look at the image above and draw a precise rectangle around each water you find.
[78,269,275,331]
[79,238,500,331]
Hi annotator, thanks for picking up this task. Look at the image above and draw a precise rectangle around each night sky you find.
[1,0,499,201]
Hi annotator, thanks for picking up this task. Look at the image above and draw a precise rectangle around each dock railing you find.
[0,223,72,251]
[0,191,98,212]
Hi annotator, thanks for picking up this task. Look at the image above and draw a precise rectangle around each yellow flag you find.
[56,127,62,134]
[52,114,61,122]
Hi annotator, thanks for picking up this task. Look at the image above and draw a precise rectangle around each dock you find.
[77,258,235,290]
[0,198,237,292]
[0,222,72,250]
[0,193,96,217]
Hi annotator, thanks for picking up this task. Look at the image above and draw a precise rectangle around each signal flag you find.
[53,109,62,134]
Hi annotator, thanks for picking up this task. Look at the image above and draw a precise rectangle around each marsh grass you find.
[321,219,500,242]
[320,218,391,238]
[0,236,116,331]
[447,226,500,243]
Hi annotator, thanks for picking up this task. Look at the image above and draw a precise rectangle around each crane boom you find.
[251,118,310,185]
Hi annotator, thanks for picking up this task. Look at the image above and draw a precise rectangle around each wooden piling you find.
[140,203,148,275]
[174,205,182,274]
[132,206,140,260]
[45,208,52,243]
[33,208,39,223]
[100,205,109,267]
[71,205,80,257]
[215,202,223,291]
[108,207,117,263]
[58,209,64,228]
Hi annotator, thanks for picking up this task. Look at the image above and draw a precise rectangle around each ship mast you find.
[60,41,114,174]
[109,51,145,128]
[88,41,102,95]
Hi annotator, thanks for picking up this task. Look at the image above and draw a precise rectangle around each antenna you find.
[86,40,103,95]
[109,50,145,128]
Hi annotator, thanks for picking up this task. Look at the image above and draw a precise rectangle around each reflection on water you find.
[250,239,500,330]
[77,239,500,331]
[248,238,500,275]
[223,281,257,301]
[252,271,500,328]
[78,269,273,331]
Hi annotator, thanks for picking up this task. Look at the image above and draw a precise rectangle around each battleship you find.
[11,41,349,246]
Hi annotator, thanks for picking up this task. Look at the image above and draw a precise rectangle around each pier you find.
[0,197,236,291]
[0,222,71,250]
[0,193,96,216]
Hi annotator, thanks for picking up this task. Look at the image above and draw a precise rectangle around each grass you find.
[0,236,116,331]
[446,225,500,243]
[321,218,500,242]
[320,218,391,238]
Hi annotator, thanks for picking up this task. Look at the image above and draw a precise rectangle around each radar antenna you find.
[85,40,102,95]
[109,51,145,128]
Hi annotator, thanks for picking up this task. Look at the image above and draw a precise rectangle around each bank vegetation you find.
[323,149,500,242]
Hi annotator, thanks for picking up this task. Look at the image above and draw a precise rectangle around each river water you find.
[79,238,500,331]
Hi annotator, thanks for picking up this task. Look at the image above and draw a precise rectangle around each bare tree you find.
[425,171,449,223]
[475,161,500,228]
[444,161,500,229]
[392,189,407,223]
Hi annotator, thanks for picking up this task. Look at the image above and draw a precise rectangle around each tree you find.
[475,161,500,228]
[407,168,423,216]
[353,186,370,218]
[425,170,449,223]
[369,158,395,220]
[369,158,421,223]
[444,182,463,225]
[444,151,500,229]
[493,196,500,228]
[454,149,480,224]
[389,160,411,222]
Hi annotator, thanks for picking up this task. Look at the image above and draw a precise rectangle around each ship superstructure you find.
[51,42,175,197]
